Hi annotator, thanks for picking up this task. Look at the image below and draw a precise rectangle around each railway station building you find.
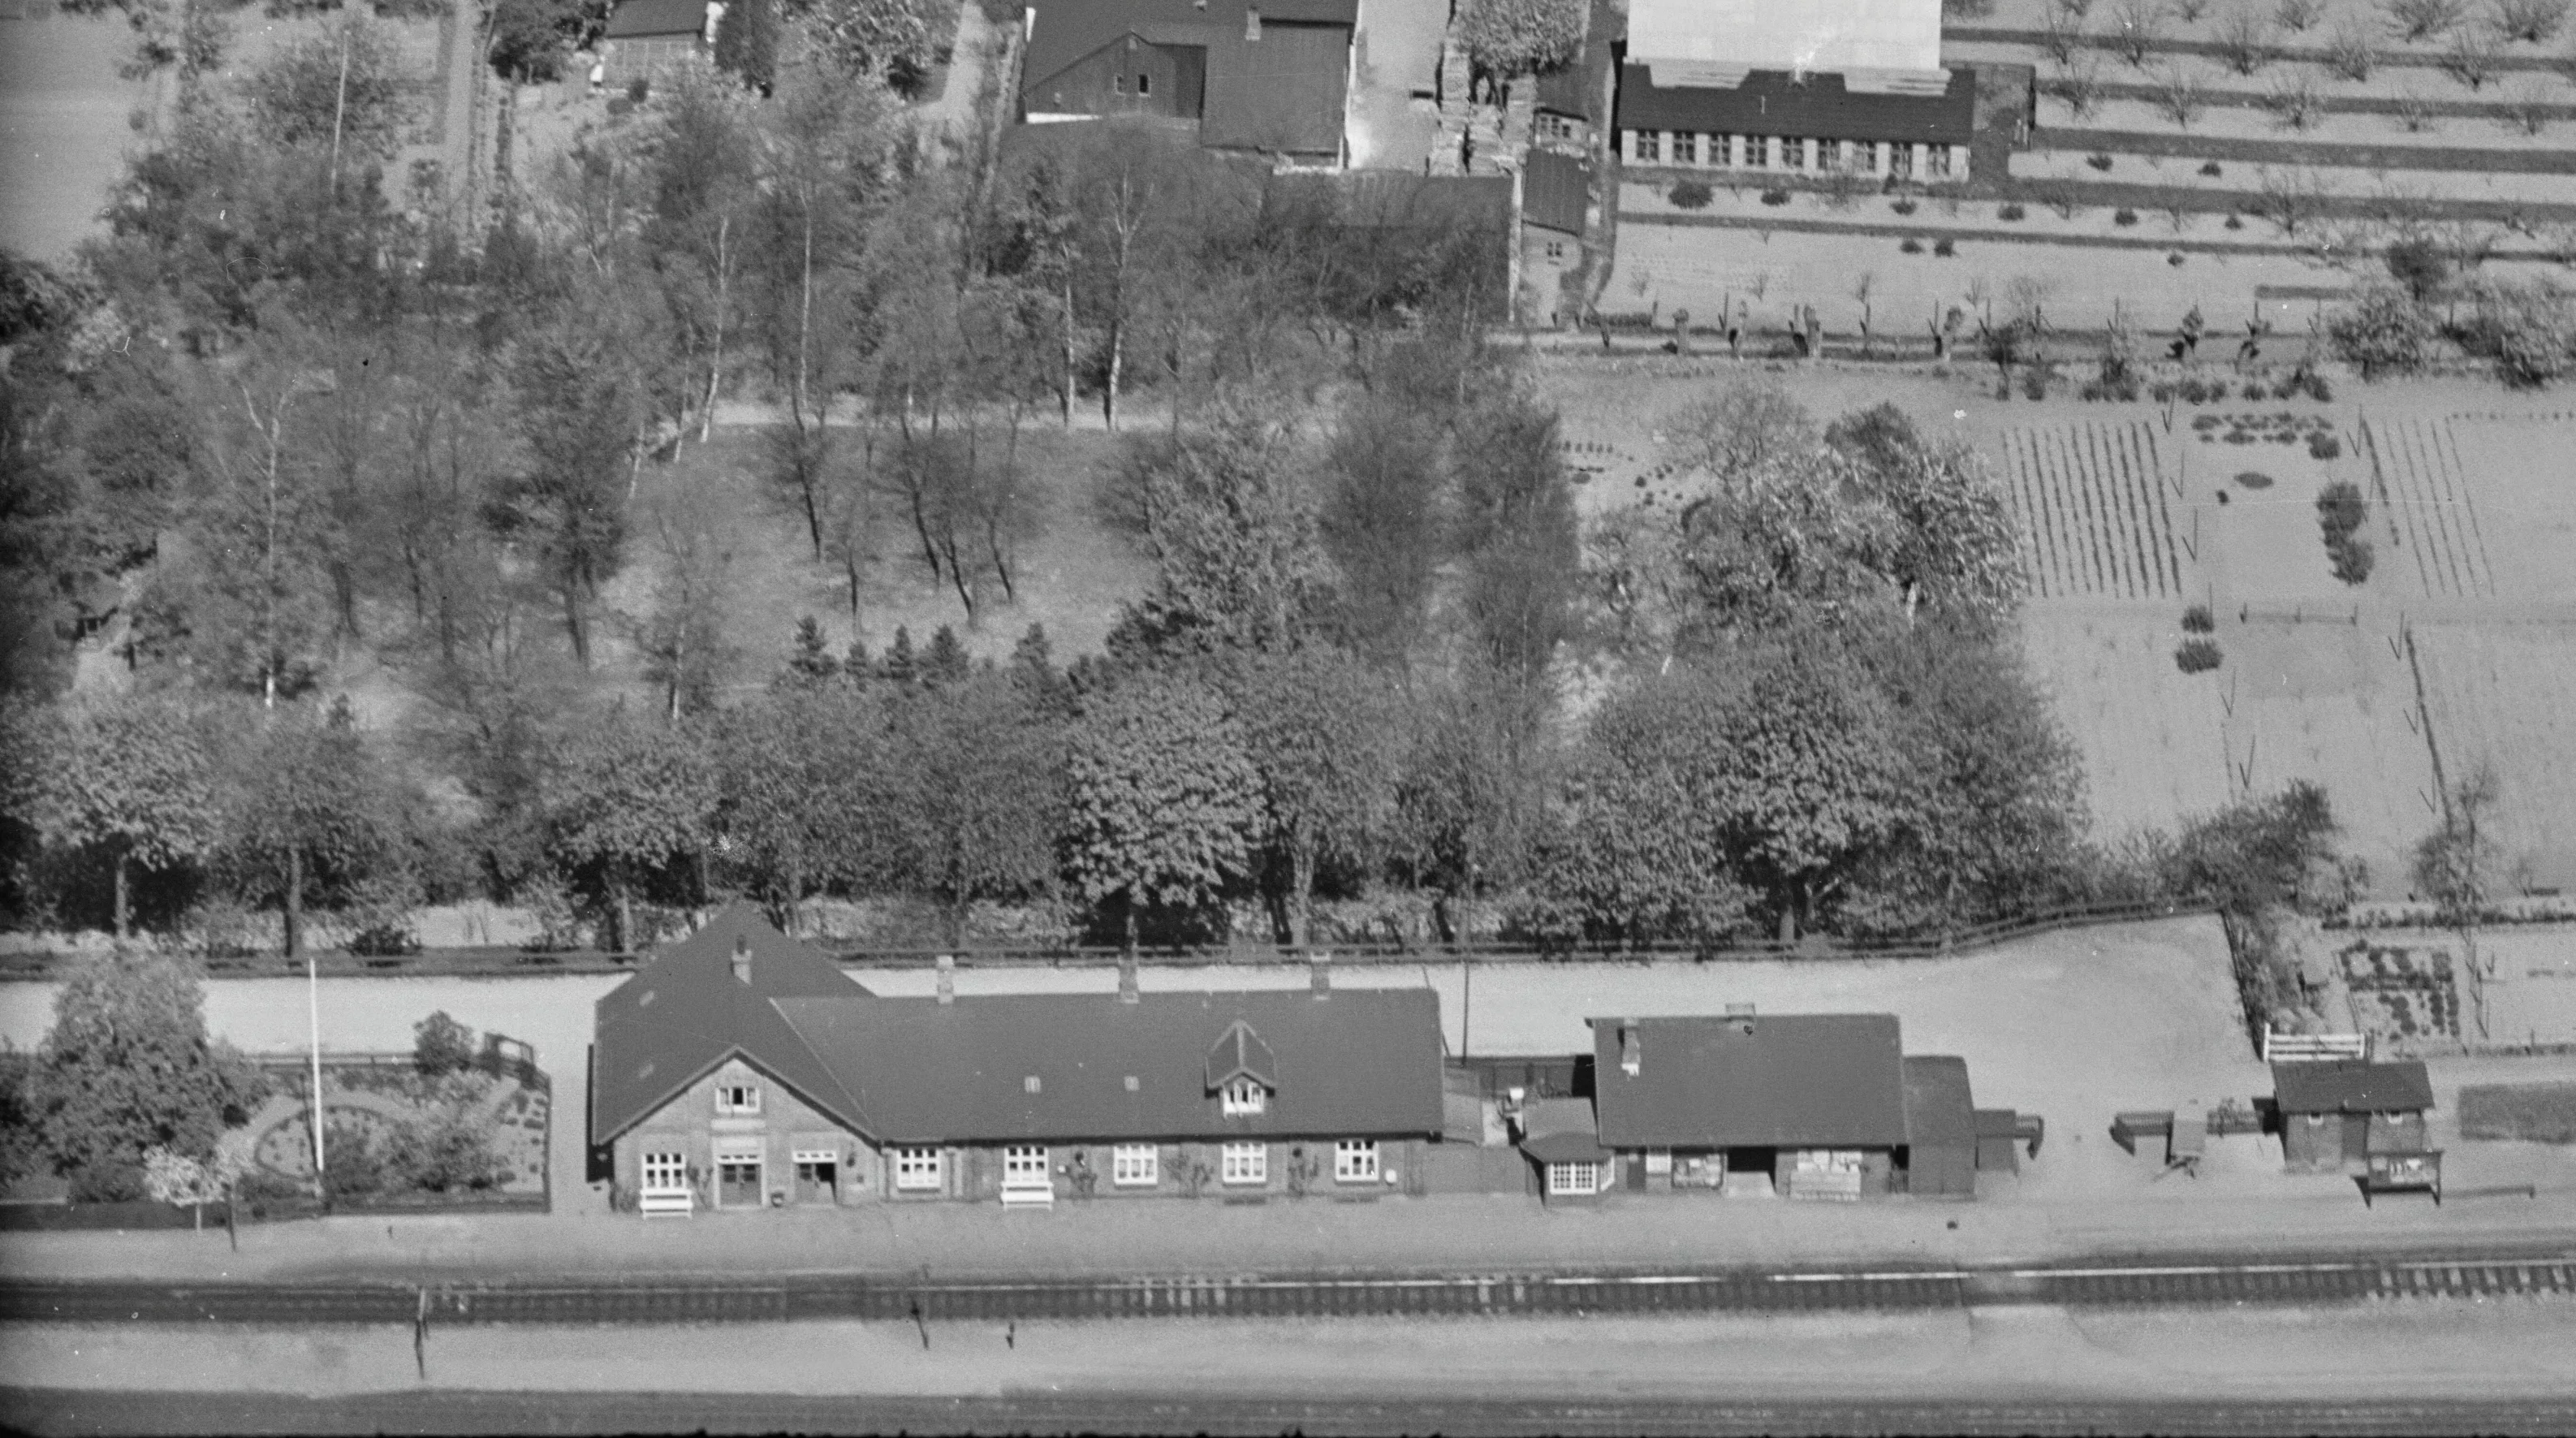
[589,905,1447,1215]
[1613,0,1976,182]
[2270,1057,2436,1173]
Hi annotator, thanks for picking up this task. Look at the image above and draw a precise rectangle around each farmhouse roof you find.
[1022,0,1355,154]
[2271,1059,2436,1114]
[1587,1013,1910,1150]
[775,987,1446,1143]
[1522,151,1590,236]
[1615,66,1975,145]
[590,902,874,1144]
[604,0,708,40]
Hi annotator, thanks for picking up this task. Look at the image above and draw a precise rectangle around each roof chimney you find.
[731,935,752,986]
[1726,1001,1755,1034]
[1245,6,1260,41]
[936,954,956,1005]
[1619,1022,1642,1077]
[1310,952,1331,999]
[1118,956,1140,1004]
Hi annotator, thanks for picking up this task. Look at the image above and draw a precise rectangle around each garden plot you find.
[2028,95,2576,153]
[1608,218,2334,331]
[2016,147,2576,206]
[239,1060,552,1204]
[2216,616,2434,887]
[2410,624,2576,892]
[2337,936,2465,1047]
[2211,482,2353,602]
[2361,417,2498,599]
[2019,607,2234,839]
[1999,420,2186,599]
[2436,415,2576,603]
[1962,0,2576,67]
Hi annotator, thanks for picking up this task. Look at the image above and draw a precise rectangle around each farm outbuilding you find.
[2272,1059,2436,1173]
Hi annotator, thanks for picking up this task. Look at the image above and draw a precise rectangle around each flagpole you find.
[309,952,326,1198]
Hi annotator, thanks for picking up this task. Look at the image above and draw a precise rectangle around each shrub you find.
[2331,533,2377,583]
[1934,237,1957,256]
[2392,85,2436,131]
[2176,0,2212,16]
[1760,188,1792,205]
[2244,381,2270,399]
[2169,251,2187,266]
[2183,602,2217,633]
[2199,160,2224,177]
[1669,179,1715,209]
[2385,234,2453,300]
[1891,198,1919,214]
[2023,362,2054,399]
[1901,237,1927,253]
[605,96,634,118]
[2263,69,2326,128]
[1456,0,1588,75]
[2491,0,2569,40]
[2384,0,2467,37]
[322,1120,391,1201]
[2114,207,2140,226]
[2324,19,2378,76]
[2276,0,2325,28]
[2453,279,2576,387]
[387,1104,511,1194]
[2439,26,2502,87]
[414,1012,478,1076]
[2500,79,2557,134]
[2309,431,2344,459]
[2316,479,2371,584]
[2306,371,2335,401]
[627,76,651,103]
[2215,7,2275,71]
[2225,213,2245,229]
[1999,202,2028,220]
[2329,284,2436,377]
[2176,637,2224,672]
[2088,151,2116,171]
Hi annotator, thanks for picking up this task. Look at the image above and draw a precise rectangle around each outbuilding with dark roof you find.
[2272,1058,2436,1172]
[1020,0,1356,159]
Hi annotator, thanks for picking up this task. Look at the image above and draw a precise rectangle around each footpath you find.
[6,1172,2575,1289]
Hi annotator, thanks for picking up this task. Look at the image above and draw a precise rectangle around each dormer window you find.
[1221,1076,1269,1116]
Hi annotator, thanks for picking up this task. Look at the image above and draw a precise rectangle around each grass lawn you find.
[2458,1082,2576,1143]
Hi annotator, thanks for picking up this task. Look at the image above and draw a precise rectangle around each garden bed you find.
[2340,939,2462,1041]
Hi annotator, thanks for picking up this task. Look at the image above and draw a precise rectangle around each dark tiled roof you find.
[2271,1060,2436,1114]
[1589,1013,1909,1150]
[1522,150,1590,235]
[605,0,705,40]
[1902,1056,1976,1147]
[1023,0,1355,155]
[1519,1096,1610,1161]
[590,902,875,1144]
[1614,66,1975,145]
[776,988,1447,1144]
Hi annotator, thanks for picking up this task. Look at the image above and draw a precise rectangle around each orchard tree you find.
[1061,675,1262,947]
[547,709,718,952]
[2415,762,2505,1039]
[2328,283,2436,379]
[29,948,267,1202]
[12,694,218,938]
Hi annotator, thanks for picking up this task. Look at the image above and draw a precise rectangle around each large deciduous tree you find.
[886,671,1064,947]
[1106,404,1330,657]
[1229,646,1400,947]
[11,693,218,938]
[222,702,406,959]
[28,948,267,1202]
[546,709,717,952]
[1060,675,1262,946]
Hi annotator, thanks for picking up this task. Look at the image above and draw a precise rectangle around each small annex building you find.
[1614,0,1974,181]
[2271,1058,2436,1172]
[590,905,1448,1214]
[1019,0,1358,162]
[1496,1009,2030,1201]
[602,0,722,88]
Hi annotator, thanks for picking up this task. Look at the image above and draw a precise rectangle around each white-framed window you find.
[1220,1077,1268,1116]
[1547,1160,1603,1195]
[642,1151,687,1191]
[1112,1143,1159,1187]
[1672,132,1698,166]
[1003,1144,1051,1188]
[1928,144,1953,179]
[1632,129,1660,163]
[1748,135,1771,169]
[1221,1141,1267,1185]
[894,1146,943,1191]
[1335,1139,1380,1184]
[1817,137,1843,171]
[1782,136,1806,171]
[714,1083,760,1115]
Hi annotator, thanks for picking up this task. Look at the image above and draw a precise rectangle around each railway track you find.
[10,1251,2574,1326]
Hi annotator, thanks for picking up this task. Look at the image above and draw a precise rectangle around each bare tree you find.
[2047,53,2110,112]
[2155,62,2209,127]
[2252,166,2336,235]
[2491,0,2568,40]
[2040,6,2092,63]
[2262,67,2328,128]
[2214,6,2276,71]
[2383,0,2466,38]
[2324,19,2377,76]
[2112,0,2168,63]
[2275,0,2324,28]
[2439,24,2502,87]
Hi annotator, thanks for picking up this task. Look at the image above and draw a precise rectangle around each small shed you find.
[2271,1059,2436,1172]
[1901,1056,1975,1197]
[603,0,714,87]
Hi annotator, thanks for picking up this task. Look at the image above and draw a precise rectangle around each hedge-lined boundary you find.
[2030,126,2576,175]
[1948,24,2575,75]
